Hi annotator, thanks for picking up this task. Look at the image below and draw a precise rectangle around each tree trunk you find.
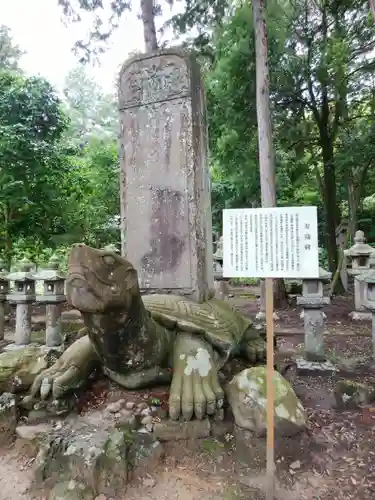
[370,0,375,21]
[347,180,358,241]
[140,0,158,52]
[321,135,338,273]
[252,0,288,309]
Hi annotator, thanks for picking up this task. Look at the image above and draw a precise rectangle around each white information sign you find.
[222,206,319,279]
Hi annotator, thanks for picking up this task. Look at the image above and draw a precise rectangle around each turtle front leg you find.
[169,333,224,421]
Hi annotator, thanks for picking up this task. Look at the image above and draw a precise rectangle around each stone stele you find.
[118,49,213,303]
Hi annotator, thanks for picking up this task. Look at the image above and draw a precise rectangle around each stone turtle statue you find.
[26,244,266,421]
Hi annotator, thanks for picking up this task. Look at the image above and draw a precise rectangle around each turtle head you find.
[66,243,140,314]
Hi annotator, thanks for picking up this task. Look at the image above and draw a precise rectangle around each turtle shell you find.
[142,294,252,366]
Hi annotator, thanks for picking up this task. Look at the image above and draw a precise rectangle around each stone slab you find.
[296,357,337,376]
[118,49,213,303]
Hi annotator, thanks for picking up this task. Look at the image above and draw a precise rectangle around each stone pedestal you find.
[35,255,66,347]
[7,259,36,346]
[0,302,4,341]
[256,279,279,321]
[297,296,330,362]
[118,50,213,303]
[45,304,63,347]
[14,303,32,345]
[361,253,375,360]
[213,276,229,300]
[212,236,229,300]
[296,266,333,374]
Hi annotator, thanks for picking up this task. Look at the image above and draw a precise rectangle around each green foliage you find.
[206,1,318,229]
[0,70,75,264]
[0,44,120,267]
[204,0,375,272]
[54,138,120,248]
[62,66,118,144]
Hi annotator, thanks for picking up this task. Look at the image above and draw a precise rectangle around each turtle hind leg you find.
[103,366,172,390]
[240,337,267,364]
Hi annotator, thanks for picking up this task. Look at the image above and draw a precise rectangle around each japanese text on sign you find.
[223,207,319,278]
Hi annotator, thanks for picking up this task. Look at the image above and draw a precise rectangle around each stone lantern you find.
[361,252,375,359]
[212,236,229,300]
[35,255,66,348]
[6,257,36,346]
[344,230,374,317]
[0,259,9,341]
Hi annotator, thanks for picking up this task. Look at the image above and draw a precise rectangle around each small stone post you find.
[344,230,374,320]
[0,259,9,341]
[361,253,375,360]
[296,266,335,375]
[213,236,230,300]
[6,258,36,346]
[35,255,66,348]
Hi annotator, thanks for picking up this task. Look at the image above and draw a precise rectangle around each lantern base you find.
[349,311,372,321]
[296,357,337,376]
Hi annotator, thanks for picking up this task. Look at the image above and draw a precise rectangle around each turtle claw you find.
[169,333,224,421]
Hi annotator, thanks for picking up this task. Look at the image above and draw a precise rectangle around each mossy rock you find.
[227,366,306,437]
[0,345,49,393]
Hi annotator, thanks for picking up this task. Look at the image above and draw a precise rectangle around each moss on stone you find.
[0,345,49,392]
[227,366,306,436]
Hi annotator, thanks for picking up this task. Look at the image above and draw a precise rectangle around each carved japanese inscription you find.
[119,54,190,109]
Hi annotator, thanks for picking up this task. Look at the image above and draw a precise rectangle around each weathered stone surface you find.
[0,392,17,446]
[118,49,213,302]
[126,432,164,481]
[47,480,94,500]
[33,411,164,497]
[153,418,211,441]
[226,367,306,437]
[0,345,50,393]
[334,380,375,409]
